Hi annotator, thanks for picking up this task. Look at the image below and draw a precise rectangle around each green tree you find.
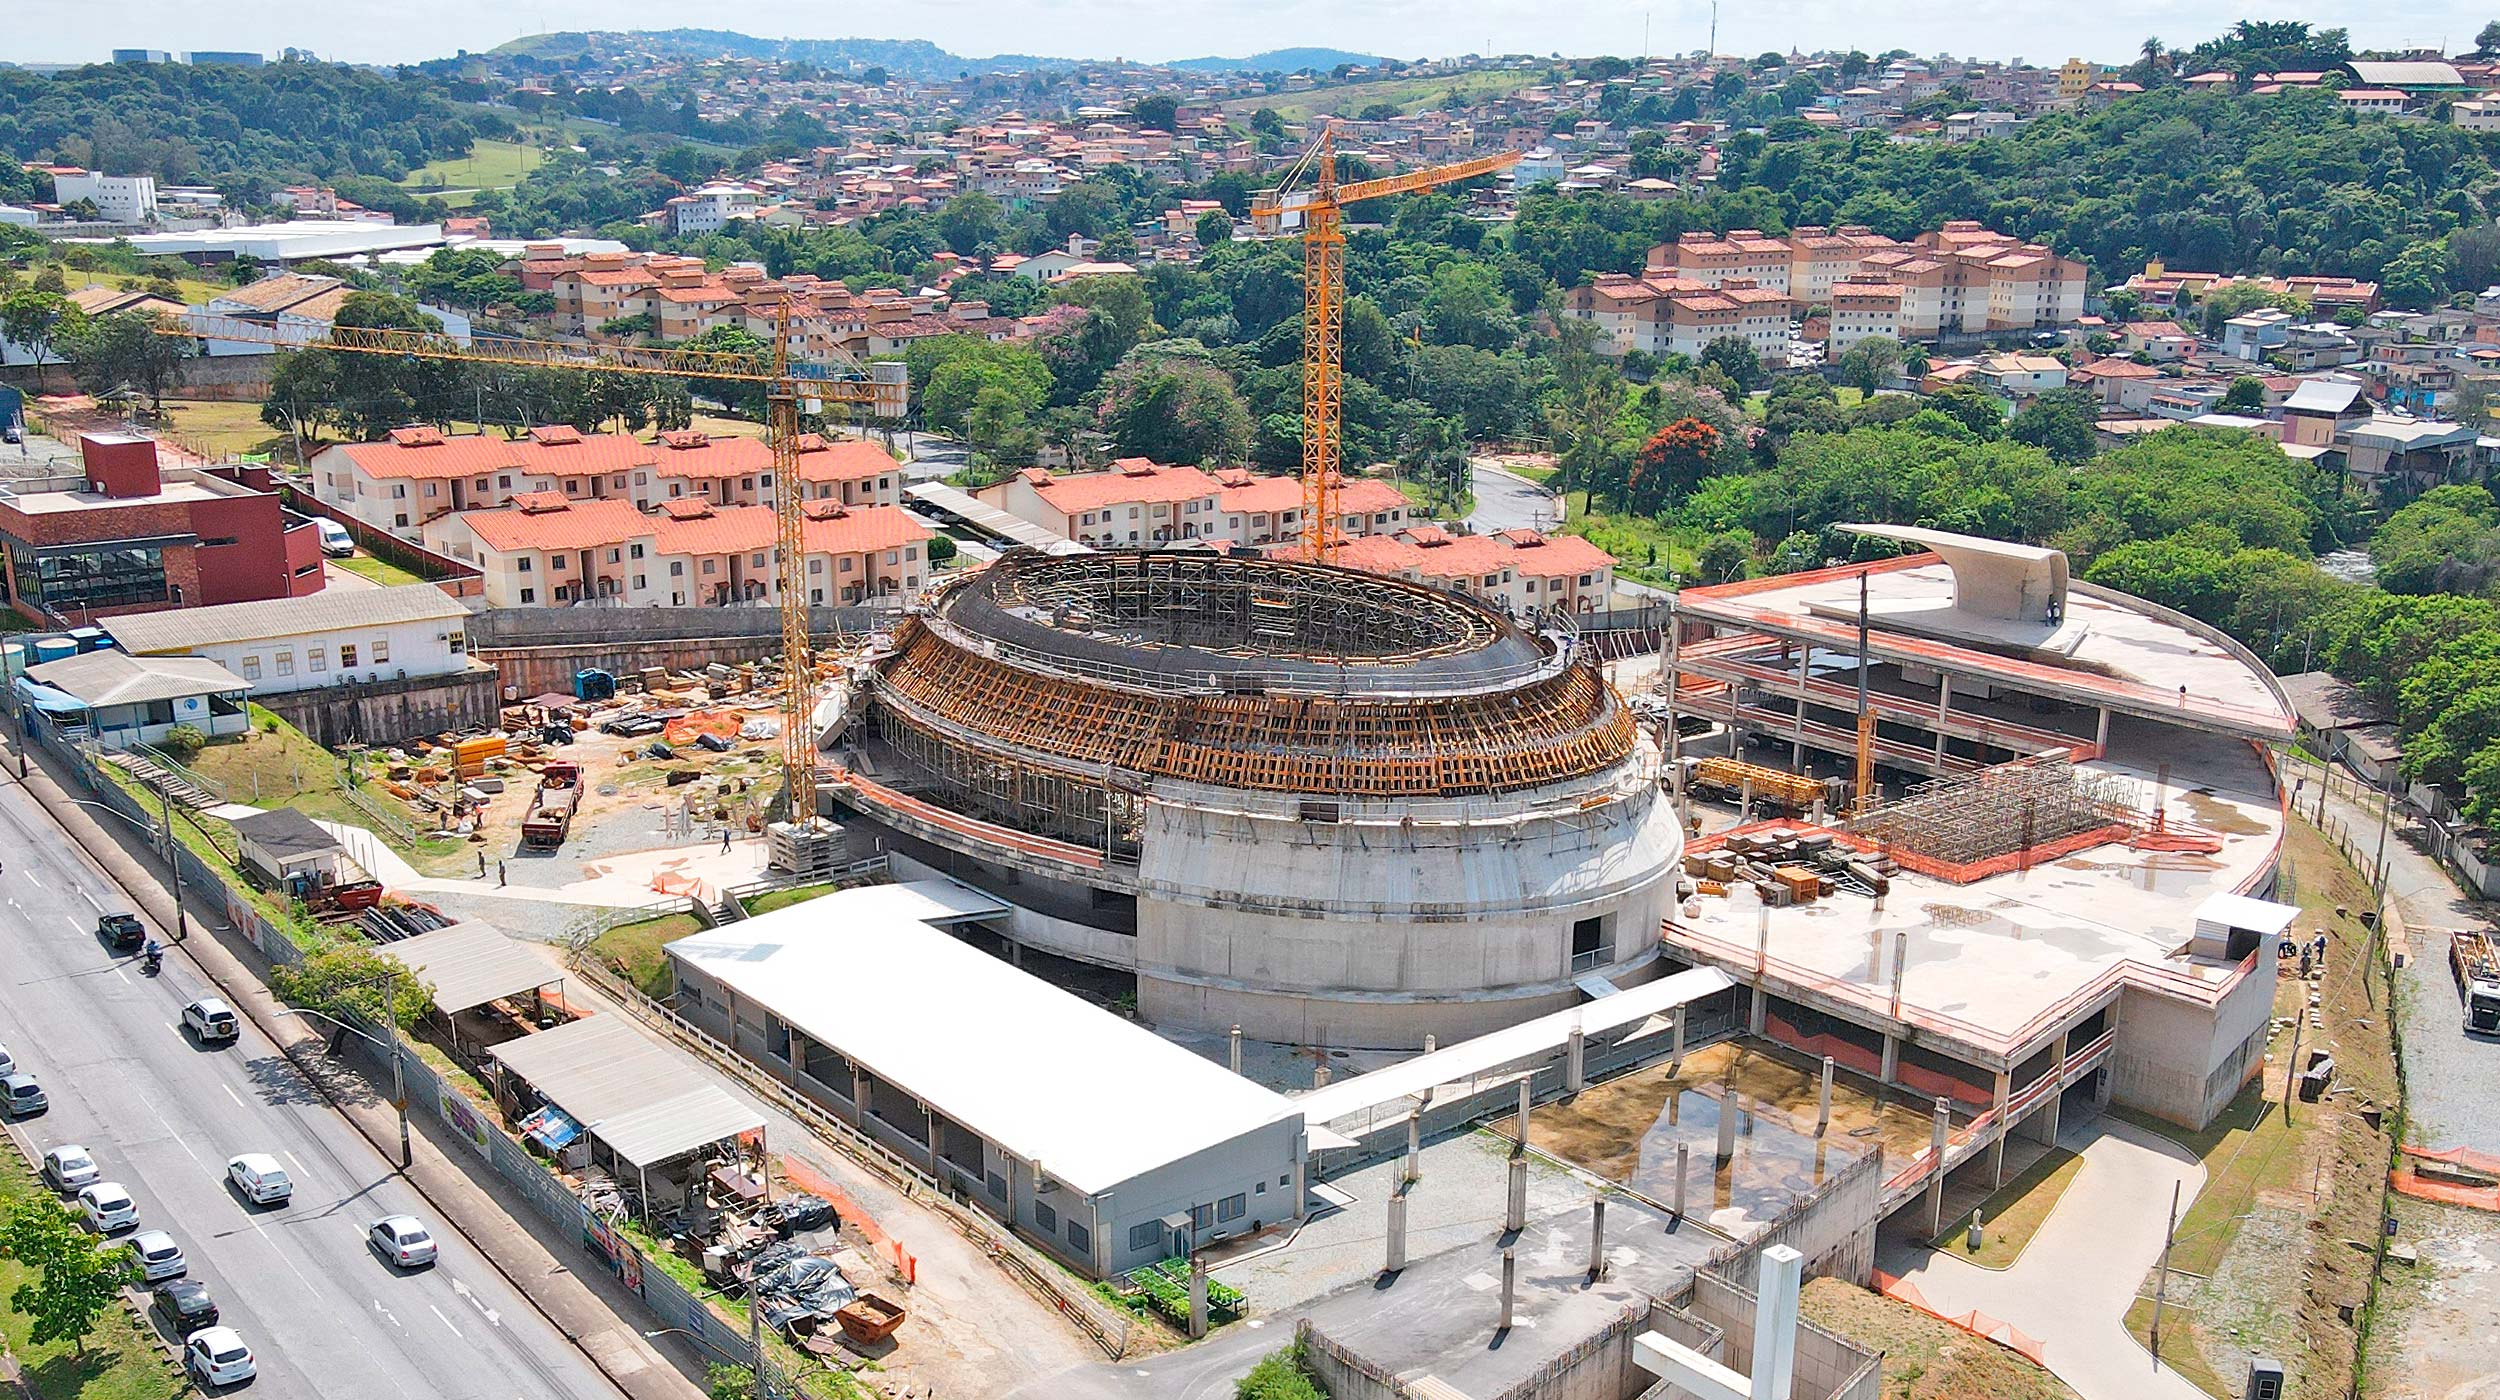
[1698,335,1761,392]
[60,311,192,410]
[1698,529,1751,582]
[1097,344,1251,467]
[2061,426,2320,559]
[935,191,1006,256]
[1129,96,1180,132]
[1196,210,1234,246]
[0,289,84,378]
[1835,337,1901,394]
[1421,261,1517,349]
[270,936,433,1030]
[2370,484,2500,595]
[2006,387,2101,464]
[1,1197,131,1360]
[1236,1346,1324,1400]
[1923,383,2005,439]
[2217,375,2267,412]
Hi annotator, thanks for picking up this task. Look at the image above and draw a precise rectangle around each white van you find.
[225,1153,292,1206]
[316,519,355,558]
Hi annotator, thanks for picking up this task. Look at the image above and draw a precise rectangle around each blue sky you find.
[7,1,2484,69]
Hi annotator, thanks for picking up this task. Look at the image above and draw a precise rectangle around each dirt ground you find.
[2364,1196,2500,1400]
[1799,1276,2080,1400]
[1519,1041,1917,1232]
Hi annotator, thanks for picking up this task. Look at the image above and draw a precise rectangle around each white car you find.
[367,1214,437,1268]
[0,1042,14,1077]
[315,518,355,558]
[182,998,240,1044]
[41,1144,99,1192]
[225,1153,291,1206]
[77,1181,137,1234]
[128,1228,186,1281]
[184,1326,256,1386]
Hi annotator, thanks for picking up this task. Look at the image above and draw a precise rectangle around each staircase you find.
[102,749,222,812]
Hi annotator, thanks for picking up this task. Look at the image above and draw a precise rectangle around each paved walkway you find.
[1878,1115,2208,1400]
[1467,458,1556,535]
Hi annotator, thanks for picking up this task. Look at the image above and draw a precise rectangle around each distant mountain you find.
[489,31,1387,79]
[1167,48,1392,74]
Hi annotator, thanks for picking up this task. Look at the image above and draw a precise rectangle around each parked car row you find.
[9,934,430,1394]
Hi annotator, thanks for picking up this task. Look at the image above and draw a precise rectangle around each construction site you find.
[1652,523,2301,1232]
[822,549,1685,1048]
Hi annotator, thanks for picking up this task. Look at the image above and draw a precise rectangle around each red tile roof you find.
[1330,527,1614,582]
[1022,460,1221,515]
[453,496,927,559]
[1214,473,1406,517]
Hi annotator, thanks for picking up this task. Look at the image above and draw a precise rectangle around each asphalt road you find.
[1467,457,1556,536]
[0,777,620,1400]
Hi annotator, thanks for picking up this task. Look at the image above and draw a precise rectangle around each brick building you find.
[0,435,324,624]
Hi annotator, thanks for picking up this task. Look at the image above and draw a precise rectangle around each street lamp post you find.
[277,1005,410,1169]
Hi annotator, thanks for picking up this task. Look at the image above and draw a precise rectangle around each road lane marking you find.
[222,1084,245,1108]
[113,966,128,985]
[21,869,39,888]
[373,1298,400,1329]
[451,1277,502,1327]
[283,1151,305,1177]
[428,1303,464,1338]
[75,887,98,910]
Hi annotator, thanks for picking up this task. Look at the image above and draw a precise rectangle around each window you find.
[632,574,646,589]
[1189,1203,1213,1231]
[606,549,621,564]
[447,632,464,655]
[498,475,513,489]
[1570,915,1613,972]
[1128,1221,1161,1252]
[394,513,409,527]
[1034,1201,1057,1232]
[338,644,357,669]
[751,553,766,568]
[424,483,438,498]
[239,655,261,681]
[519,588,536,604]
[391,484,408,499]
[517,557,533,573]
[372,638,388,663]
[988,1172,1008,1201]
[701,560,717,575]
[1217,1194,1244,1223]
[809,558,823,574]
[839,557,854,573]
[10,543,170,613]
[670,561,685,576]
[629,543,645,559]
[1068,1220,1091,1254]
[309,647,327,673]
[274,651,294,677]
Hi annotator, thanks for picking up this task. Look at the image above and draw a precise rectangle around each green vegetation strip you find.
[1926,1146,2086,1270]
[0,1145,183,1400]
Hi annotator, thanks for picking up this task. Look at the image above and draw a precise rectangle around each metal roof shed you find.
[488,1015,761,1172]
[381,920,564,1018]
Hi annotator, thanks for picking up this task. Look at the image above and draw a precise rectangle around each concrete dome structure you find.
[829,551,1682,1048]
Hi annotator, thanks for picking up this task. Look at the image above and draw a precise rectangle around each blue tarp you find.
[518,1105,584,1151]
[11,678,88,715]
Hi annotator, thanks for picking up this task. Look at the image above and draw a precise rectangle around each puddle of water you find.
[1622,1082,1859,1237]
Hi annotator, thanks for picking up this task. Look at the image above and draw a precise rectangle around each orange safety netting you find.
[2390,1145,2500,1212]
[1873,1271,2049,1366]
[662,710,745,745]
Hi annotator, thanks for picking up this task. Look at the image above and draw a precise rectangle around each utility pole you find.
[159,781,186,942]
[2149,1178,2179,1362]
[2372,767,2395,890]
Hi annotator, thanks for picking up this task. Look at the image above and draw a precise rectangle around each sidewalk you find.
[0,735,703,1400]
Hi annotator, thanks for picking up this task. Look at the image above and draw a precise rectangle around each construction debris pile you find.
[1683,828,1895,908]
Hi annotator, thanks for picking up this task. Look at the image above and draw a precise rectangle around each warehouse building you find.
[665,880,1308,1278]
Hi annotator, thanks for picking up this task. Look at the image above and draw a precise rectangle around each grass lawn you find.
[399,138,545,193]
[2123,1297,2231,1400]
[67,270,227,306]
[142,400,295,464]
[588,913,704,997]
[1506,462,1556,487]
[1222,68,1544,121]
[2110,1083,2298,1280]
[1553,492,1701,584]
[1926,1147,2086,1269]
[1800,1277,2077,1400]
[0,1142,187,1400]
[332,553,428,588]
[744,884,838,917]
[1390,478,1472,522]
[177,705,464,871]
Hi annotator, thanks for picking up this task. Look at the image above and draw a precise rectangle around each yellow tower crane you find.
[162,309,906,838]
[1251,126,1519,559]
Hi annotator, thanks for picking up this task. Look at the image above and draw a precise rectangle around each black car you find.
[98,913,145,951]
[152,1278,217,1333]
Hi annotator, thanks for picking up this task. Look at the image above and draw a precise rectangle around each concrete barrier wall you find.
[1486,1305,1648,1400]
[1666,1273,1882,1400]
[255,666,503,746]
[1299,1320,1410,1400]
[1701,1143,1882,1290]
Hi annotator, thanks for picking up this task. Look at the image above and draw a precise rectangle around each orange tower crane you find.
[162,309,906,823]
[1252,126,1519,559]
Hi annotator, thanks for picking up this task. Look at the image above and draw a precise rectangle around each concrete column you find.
[1748,983,1767,1036]
[1187,1256,1209,1340]
[1816,1055,1834,1138]
[1586,1198,1607,1281]
[1505,1156,1528,1234]
[1228,1024,1242,1075]
[1715,1092,1739,1165]
[1313,1062,1331,1089]
[1383,1189,1407,1275]
[1879,1033,1900,1086]
[1404,1111,1422,1186]
[1515,1078,1533,1153]
[1423,1033,1436,1054]
[2095,704,2111,756]
[1291,1153,1307,1216]
[1888,928,1910,1018]
[1669,1010,1685,1074]
[1988,1069,2012,1187]
[1752,1245,1804,1400]
[1933,673,1953,771]
[1565,1025,1586,1094]
[1924,1095,1952,1238]
[1498,1247,1517,1333]
[1673,1142,1691,1222]
[1792,648,1811,768]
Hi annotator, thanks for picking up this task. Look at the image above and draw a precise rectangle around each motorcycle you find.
[141,941,163,976]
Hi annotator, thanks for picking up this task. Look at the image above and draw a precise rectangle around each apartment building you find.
[1648,229,1795,294]
[1328,524,1615,616]
[983,459,1410,549]
[1784,225,1905,301]
[310,427,901,541]
[422,492,929,609]
[2121,262,2382,316]
[1560,274,1794,362]
[667,183,763,236]
[47,169,157,223]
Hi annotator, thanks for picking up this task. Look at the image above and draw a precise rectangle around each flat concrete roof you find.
[2,476,243,514]
[665,879,1301,1196]
[1664,754,2280,1058]
[1679,555,2291,740]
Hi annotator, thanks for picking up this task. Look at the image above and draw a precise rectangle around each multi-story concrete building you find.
[982,459,1410,550]
[1329,523,1615,616]
[47,168,157,223]
[1559,274,1794,362]
[665,183,762,236]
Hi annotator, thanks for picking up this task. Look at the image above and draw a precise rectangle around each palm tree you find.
[2140,36,2166,71]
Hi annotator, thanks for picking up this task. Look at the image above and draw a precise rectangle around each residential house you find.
[1328,525,1615,616]
[101,584,480,696]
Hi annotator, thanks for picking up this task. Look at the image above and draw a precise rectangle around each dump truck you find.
[520,762,584,850]
[2453,930,2500,1036]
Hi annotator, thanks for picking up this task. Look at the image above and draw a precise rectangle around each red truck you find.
[520,762,584,850]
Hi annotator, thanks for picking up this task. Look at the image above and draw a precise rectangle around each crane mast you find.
[1253,128,1521,560]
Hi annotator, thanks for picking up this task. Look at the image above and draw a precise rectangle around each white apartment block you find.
[669,183,762,236]
[50,169,157,223]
